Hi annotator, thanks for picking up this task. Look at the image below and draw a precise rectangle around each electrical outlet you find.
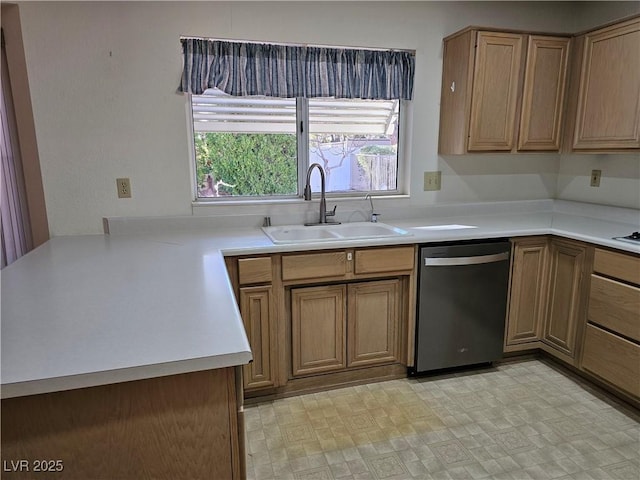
[590,169,601,187]
[116,178,131,198]
[424,171,442,191]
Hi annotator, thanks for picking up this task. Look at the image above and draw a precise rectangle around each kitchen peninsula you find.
[2,200,639,479]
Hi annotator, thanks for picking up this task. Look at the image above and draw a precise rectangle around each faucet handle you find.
[371,213,380,223]
[324,205,340,224]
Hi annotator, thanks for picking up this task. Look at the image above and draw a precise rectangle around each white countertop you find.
[2,201,638,398]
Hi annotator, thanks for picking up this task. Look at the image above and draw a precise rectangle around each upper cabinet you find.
[467,32,524,151]
[439,15,640,154]
[438,28,570,154]
[567,17,640,151]
[518,36,571,151]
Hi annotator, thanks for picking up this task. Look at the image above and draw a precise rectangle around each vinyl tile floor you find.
[244,358,639,479]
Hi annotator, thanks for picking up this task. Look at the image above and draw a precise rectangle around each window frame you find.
[187,94,410,203]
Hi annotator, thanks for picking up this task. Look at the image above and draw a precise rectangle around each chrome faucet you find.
[365,193,380,223]
[304,163,339,225]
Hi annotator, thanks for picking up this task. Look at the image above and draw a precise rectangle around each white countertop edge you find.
[220,228,640,256]
[1,350,252,399]
[218,228,555,256]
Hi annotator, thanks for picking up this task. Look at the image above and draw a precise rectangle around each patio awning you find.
[191,89,398,135]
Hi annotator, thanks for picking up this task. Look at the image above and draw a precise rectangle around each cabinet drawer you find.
[282,251,348,281]
[354,247,414,274]
[589,275,640,342]
[582,324,640,398]
[238,257,272,285]
[593,249,640,285]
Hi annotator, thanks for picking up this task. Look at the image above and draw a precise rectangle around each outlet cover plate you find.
[116,178,132,198]
[590,169,601,187]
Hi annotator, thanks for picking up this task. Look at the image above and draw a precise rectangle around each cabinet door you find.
[518,36,570,151]
[240,286,277,390]
[506,238,548,347]
[347,280,400,367]
[544,239,587,358]
[573,18,640,150]
[468,32,524,151]
[291,285,346,376]
[438,30,475,155]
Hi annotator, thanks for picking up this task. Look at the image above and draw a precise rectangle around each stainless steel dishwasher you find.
[411,240,511,375]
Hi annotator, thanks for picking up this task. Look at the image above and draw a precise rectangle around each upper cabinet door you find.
[518,36,570,151]
[573,18,640,150]
[468,32,524,151]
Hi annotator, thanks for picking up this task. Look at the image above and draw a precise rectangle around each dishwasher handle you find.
[424,251,510,267]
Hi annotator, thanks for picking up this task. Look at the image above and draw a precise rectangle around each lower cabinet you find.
[239,286,277,390]
[505,237,548,348]
[291,280,401,377]
[1,368,244,480]
[291,285,347,376]
[347,280,400,367]
[506,237,640,404]
[228,246,415,398]
[582,324,640,398]
[506,237,589,364]
[580,248,640,399]
[542,238,588,361]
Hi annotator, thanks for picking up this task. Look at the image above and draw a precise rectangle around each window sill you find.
[191,194,410,209]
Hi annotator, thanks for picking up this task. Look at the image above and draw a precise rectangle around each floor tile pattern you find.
[245,359,639,479]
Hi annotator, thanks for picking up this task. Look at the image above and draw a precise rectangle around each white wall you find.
[16,1,636,235]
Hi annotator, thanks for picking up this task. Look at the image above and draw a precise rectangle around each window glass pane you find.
[308,98,399,194]
[192,89,297,198]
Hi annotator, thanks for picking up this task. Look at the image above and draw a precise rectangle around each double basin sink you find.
[262,222,412,244]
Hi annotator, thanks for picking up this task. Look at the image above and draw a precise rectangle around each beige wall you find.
[15,1,638,235]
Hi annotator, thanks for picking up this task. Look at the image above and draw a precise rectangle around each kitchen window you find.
[190,90,401,198]
[179,38,415,201]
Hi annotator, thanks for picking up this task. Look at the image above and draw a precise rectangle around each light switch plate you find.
[590,170,601,187]
[424,171,442,191]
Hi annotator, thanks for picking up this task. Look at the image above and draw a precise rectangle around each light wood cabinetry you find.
[506,238,639,403]
[283,247,413,383]
[438,28,570,154]
[227,255,278,392]
[505,237,590,365]
[238,257,272,284]
[593,247,640,284]
[588,275,639,342]
[354,246,415,274]
[505,237,549,349]
[542,238,588,362]
[291,285,347,376]
[2,368,244,480]
[580,248,640,399]
[347,280,400,367]
[239,286,277,389]
[468,32,524,151]
[518,36,570,150]
[290,279,403,377]
[227,245,416,399]
[282,251,348,281]
[570,17,640,151]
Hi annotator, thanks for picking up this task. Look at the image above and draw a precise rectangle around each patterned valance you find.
[178,38,415,100]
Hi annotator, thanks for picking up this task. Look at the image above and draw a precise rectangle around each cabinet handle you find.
[450,81,455,93]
